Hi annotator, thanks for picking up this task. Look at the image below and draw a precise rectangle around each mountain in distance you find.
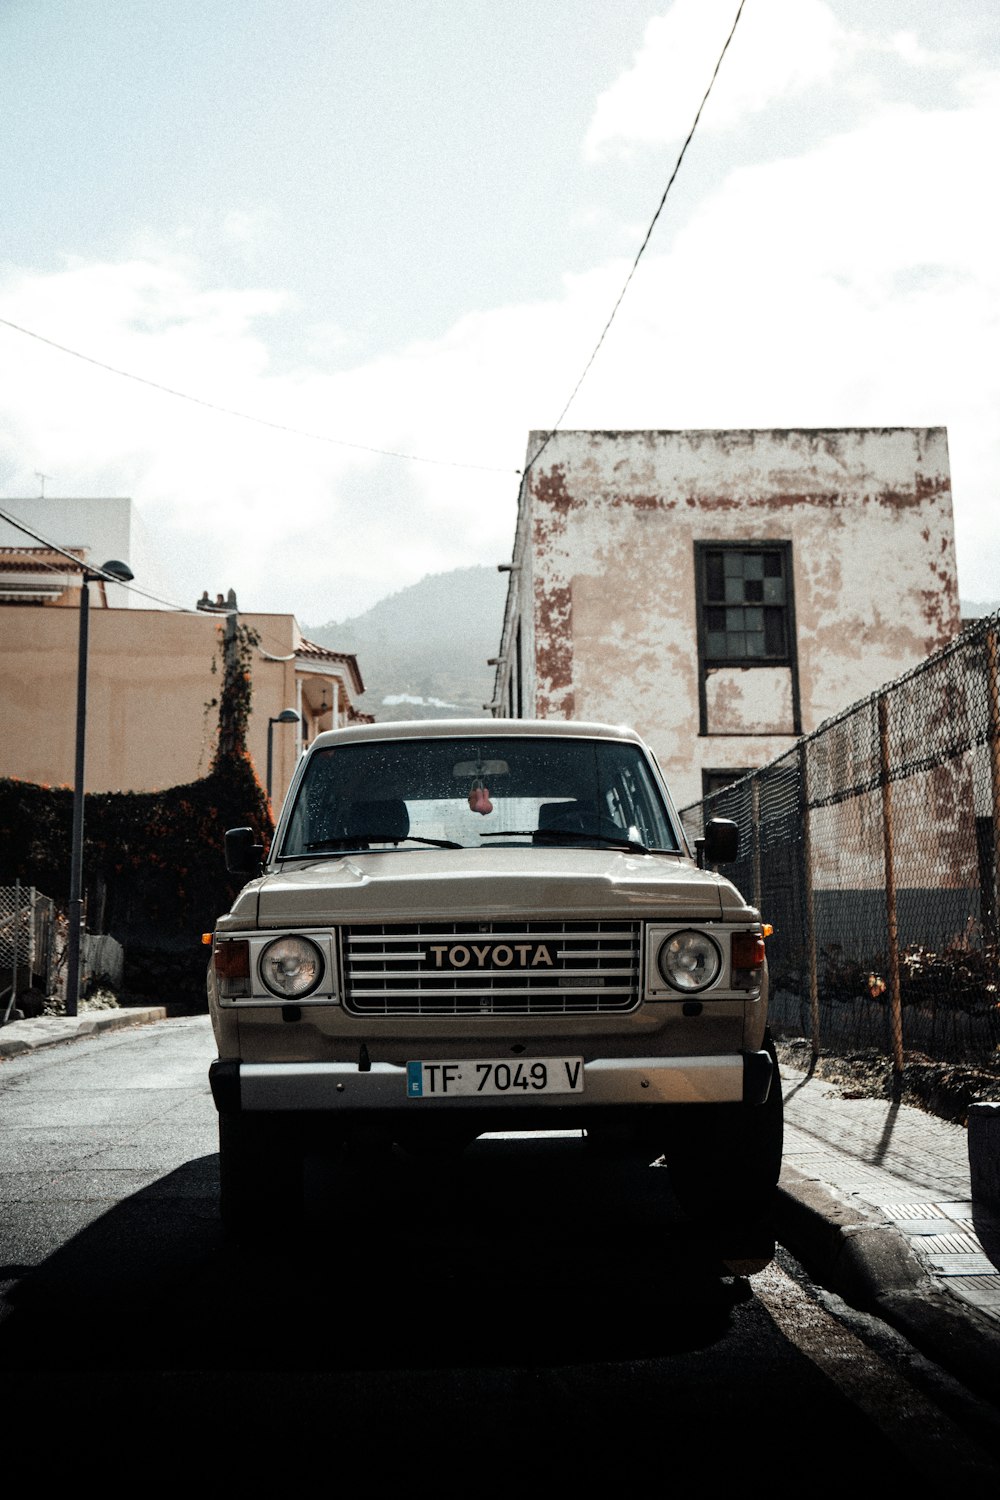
[305,565,510,722]
[960,598,1000,620]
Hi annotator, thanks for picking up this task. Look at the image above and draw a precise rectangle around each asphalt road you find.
[2,1016,998,1483]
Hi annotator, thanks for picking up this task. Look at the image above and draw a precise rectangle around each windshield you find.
[279,735,680,856]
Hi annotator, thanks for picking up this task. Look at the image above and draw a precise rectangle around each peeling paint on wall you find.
[534,579,575,718]
[532,463,578,521]
[705,666,795,736]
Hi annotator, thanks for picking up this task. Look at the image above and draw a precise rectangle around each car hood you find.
[224,846,754,927]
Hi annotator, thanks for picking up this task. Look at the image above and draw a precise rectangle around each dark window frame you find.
[701,767,752,800]
[694,540,802,737]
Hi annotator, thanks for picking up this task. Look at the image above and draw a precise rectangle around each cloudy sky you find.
[1,0,997,627]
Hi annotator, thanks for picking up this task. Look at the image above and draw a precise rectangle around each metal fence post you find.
[751,776,762,913]
[1,880,22,1026]
[878,692,905,1076]
[798,744,820,1060]
[29,885,37,986]
[13,878,21,1012]
[985,630,1000,935]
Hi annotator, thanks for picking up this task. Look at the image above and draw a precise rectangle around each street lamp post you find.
[65,560,135,1018]
[267,709,301,804]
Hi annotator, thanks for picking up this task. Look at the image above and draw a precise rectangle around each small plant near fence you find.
[817,936,999,1014]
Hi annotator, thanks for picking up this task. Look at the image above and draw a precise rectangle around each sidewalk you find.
[0,1004,167,1056]
[1,1008,998,1395]
[777,1060,1000,1398]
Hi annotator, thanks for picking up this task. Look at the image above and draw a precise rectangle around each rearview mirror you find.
[703,817,739,865]
[225,826,264,876]
[452,759,509,777]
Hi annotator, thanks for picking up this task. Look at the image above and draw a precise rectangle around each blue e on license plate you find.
[406,1058,584,1098]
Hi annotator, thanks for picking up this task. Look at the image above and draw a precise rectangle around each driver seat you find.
[342,798,410,843]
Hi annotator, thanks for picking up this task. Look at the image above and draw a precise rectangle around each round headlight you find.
[259,936,323,998]
[657,930,721,993]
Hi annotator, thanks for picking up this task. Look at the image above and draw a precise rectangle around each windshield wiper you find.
[303,834,463,851]
[481,829,658,855]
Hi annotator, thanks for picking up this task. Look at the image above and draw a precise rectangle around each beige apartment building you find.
[0,547,368,809]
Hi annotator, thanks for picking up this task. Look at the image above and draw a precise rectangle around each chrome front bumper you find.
[210,1051,773,1113]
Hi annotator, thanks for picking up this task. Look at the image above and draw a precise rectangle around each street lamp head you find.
[272,708,301,725]
[98,559,135,583]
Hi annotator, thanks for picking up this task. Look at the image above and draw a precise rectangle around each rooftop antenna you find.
[35,471,52,497]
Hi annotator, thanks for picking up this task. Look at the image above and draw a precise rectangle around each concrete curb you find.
[0,1006,168,1058]
[777,1164,1000,1401]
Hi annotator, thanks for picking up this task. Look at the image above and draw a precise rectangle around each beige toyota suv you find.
[208,718,781,1253]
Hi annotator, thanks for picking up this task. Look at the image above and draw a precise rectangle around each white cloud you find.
[573,80,1000,599]
[1,60,998,623]
[888,31,965,71]
[583,0,978,161]
[0,252,532,623]
[585,0,852,159]
[220,208,275,243]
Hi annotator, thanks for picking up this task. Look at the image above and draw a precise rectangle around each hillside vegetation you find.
[305,565,509,721]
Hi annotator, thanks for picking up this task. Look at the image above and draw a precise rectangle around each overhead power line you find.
[1,0,743,528]
[0,503,206,613]
[522,0,748,486]
[0,503,358,663]
[0,316,517,476]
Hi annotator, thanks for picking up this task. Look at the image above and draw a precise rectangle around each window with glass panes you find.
[698,544,791,664]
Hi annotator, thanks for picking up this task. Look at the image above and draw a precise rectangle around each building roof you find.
[0,546,87,604]
[297,637,365,695]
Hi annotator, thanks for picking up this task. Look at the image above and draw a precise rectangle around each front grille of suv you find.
[342,920,641,1016]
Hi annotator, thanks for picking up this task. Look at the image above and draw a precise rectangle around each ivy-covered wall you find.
[0,620,272,1007]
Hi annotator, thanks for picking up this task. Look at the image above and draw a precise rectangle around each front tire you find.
[665,1036,783,1256]
[218,1112,303,1236]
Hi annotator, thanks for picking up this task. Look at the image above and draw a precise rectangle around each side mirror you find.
[225,826,264,876]
[703,817,739,866]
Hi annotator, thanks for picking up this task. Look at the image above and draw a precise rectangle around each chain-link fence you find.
[681,613,1000,1073]
[0,882,61,1020]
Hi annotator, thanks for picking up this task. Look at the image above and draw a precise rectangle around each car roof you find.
[309,717,646,751]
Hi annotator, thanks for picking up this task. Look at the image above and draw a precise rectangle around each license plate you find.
[406,1058,584,1098]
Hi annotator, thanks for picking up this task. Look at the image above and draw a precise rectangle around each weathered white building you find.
[491,428,960,810]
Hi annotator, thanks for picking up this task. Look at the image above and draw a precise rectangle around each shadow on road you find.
[0,1135,747,1376]
[5,1136,944,1486]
